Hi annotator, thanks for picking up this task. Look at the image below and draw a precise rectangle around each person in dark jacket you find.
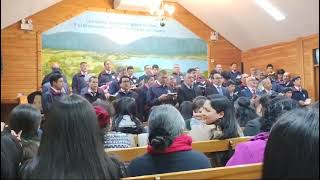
[42,74,66,114]
[138,65,153,84]
[41,62,68,86]
[98,60,116,87]
[240,77,261,99]
[136,75,155,122]
[115,76,139,101]
[81,76,106,103]
[147,70,177,108]
[225,80,239,102]
[291,76,311,106]
[205,73,228,97]
[177,72,201,105]
[127,66,138,86]
[108,66,128,95]
[229,63,241,81]
[71,62,89,94]
[128,105,211,177]
[171,64,184,85]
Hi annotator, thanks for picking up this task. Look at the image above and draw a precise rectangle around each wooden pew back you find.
[122,163,263,180]
[106,137,252,162]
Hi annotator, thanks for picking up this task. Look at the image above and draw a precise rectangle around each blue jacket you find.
[292,87,309,102]
[98,71,116,87]
[128,151,211,177]
[240,87,262,99]
[146,83,176,107]
[80,87,106,103]
[229,71,241,81]
[71,72,88,94]
[108,79,120,95]
[115,90,139,101]
[42,88,66,113]
[205,85,228,97]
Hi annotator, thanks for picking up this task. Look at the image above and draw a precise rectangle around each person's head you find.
[283,72,291,82]
[144,75,155,87]
[292,76,302,87]
[221,71,231,82]
[250,67,257,76]
[203,95,239,139]
[1,133,22,179]
[282,87,293,98]
[241,73,249,85]
[115,97,138,118]
[9,104,41,138]
[104,60,112,71]
[266,64,274,74]
[234,97,258,127]
[211,73,223,86]
[116,66,128,78]
[168,76,177,89]
[32,95,119,179]
[179,101,193,120]
[173,64,180,74]
[254,95,272,117]
[49,73,64,90]
[276,69,285,81]
[151,64,159,76]
[27,91,42,112]
[80,62,88,73]
[187,68,197,79]
[195,67,201,77]
[246,77,258,89]
[263,108,319,179]
[230,63,237,71]
[260,96,298,132]
[51,62,60,72]
[158,70,169,85]
[119,75,131,91]
[148,105,185,152]
[215,64,223,73]
[184,73,194,87]
[226,80,236,93]
[192,96,207,113]
[88,76,98,91]
[127,66,134,77]
[261,78,272,91]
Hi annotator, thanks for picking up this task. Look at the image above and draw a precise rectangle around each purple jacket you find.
[226,132,269,166]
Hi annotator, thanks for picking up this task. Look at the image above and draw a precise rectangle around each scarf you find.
[147,134,192,154]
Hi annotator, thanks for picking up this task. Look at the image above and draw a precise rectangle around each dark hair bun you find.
[148,128,173,151]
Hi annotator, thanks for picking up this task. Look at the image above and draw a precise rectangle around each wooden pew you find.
[122,163,263,180]
[106,136,252,162]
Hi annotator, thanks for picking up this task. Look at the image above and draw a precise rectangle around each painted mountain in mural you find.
[42,32,206,55]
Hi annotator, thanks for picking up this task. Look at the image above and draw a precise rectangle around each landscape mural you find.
[42,11,208,85]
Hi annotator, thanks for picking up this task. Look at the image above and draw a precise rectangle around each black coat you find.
[128,151,211,177]
[205,85,228,97]
[177,83,202,104]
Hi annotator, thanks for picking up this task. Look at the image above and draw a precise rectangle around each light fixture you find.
[149,0,175,27]
[255,0,286,21]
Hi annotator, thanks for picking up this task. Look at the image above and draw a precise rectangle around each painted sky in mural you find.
[42,11,207,81]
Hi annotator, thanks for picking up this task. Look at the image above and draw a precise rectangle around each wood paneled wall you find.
[242,34,319,100]
[1,0,240,103]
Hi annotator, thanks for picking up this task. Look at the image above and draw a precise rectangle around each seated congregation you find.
[1,62,319,179]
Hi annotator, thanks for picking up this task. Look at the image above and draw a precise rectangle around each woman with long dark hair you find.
[19,95,122,179]
[263,108,318,179]
[234,97,258,127]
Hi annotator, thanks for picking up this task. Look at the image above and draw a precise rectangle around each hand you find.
[158,94,168,101]
[11,130,22,141]
[304,98,312,105]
